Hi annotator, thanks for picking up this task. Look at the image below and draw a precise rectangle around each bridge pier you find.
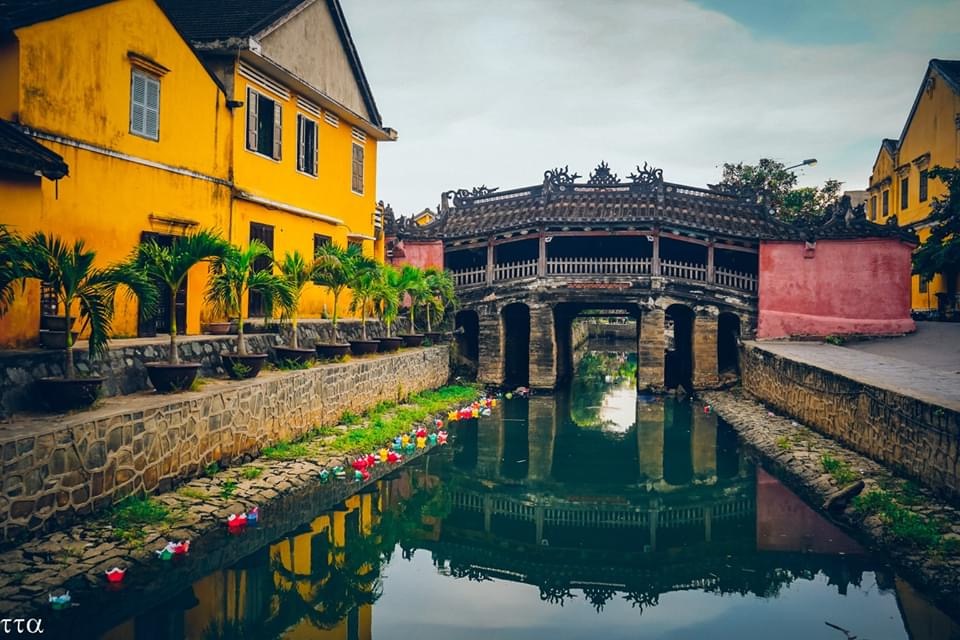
[528,304,557,389]
[692,312,720,388]
[527,396,556,482]
[637,401,665,487]
[638,308,665,390]
[477,313,504,385]
[691,409,718,484]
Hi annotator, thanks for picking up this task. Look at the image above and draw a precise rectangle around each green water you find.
[67,345,960,639]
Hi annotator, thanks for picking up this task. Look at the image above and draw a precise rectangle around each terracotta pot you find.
[273,346,315,366]
[145,363,201,393]
[316,343,351,360]
[203,322,233,335]
[349,340,379,356]
[399,334,425,347]
[222,353,268,379]
[36,377,103,411]
[377,337,404,353]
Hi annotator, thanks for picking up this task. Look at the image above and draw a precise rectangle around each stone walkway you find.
[702,389,960,616]
[845,321,960,374]
[748,340,960,412]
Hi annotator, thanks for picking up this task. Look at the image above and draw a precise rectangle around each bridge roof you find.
[395,163,917,244]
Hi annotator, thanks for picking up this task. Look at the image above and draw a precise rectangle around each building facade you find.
[867,59,960,313]
[0,0,394,347]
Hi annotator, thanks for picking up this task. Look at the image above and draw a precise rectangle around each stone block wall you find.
[0,346,449,542]
[0,319,386,415]
[741,344,960,499]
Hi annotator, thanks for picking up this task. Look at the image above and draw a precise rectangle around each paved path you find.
[845,322,960,374]
[748,340,960,412]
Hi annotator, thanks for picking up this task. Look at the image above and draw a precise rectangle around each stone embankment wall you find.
[586,321,636,341]
[0,346,449,542]
[0,319,386,414]
[741,343,960,499]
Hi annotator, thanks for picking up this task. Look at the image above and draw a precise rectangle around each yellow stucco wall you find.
[0,0,388,347]
[868,65,960,311]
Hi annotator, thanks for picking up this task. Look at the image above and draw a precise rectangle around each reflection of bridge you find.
[395,164,778,390]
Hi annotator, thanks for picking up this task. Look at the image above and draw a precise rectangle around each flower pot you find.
[146,363,201,393]
[203,322,233,335]
[399,334,425,347]
[273,346,315,366]
[41,315,75,332]
[36,376,103,411]
[316,343,351,360]
[377,337,404,353]
[39,330,80,349]
[222,353,268,379]
[425,331,444,343]
[349,340,380,356]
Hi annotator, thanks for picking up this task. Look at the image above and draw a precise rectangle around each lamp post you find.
[784,158,817,171]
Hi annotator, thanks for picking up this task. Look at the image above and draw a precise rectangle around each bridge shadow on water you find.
[85,343,960,640]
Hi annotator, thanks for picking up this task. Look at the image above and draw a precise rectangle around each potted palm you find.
[312,243,373,359]
[274,250,317,366]
[373,265,406,353]
[131,229,228,392]
[0,225,24,318]
[20,232,156,410]
[398,265,427,347]
[424,267,456,343]
[346,260,381,356]
[207,241,294,379]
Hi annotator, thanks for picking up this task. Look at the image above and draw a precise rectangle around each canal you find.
[80,341,960,638]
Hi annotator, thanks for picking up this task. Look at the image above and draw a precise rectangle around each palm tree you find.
[423,267,456,333]
[277,250,317,350]
[20,232,156,378]
[347,261,382,341]
[0,225,26,318]
[400,265,430,335]
[372,265,410,338]
[206,241,295,356]
[312,243,375,341]
[130,229,228,364]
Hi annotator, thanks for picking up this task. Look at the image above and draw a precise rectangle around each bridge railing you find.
[660,259,707,282]
[547,256,651,276]
[494,260,538,282]
[715,267,757,292]
[452,267,486,288]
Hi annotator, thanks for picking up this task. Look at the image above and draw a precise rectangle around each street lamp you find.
[784,158,817,171]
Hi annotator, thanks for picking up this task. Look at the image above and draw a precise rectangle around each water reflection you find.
[96,344,960,640]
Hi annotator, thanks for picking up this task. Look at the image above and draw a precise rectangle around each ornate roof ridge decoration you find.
[627,162,664,194]
[778,194,918,243]
[587,161,618,186]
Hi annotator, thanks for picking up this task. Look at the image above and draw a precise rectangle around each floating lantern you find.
[704,405,711,414]
[491,398,498,407]
[505,392,513,400]
[333,466,346,479]
[471,408,480,418]
[416,436,427,449]
[437,431,448,445]
[172,540,190,555]
[379,448,389,462]
[401,434,411,447]
[387,451,401,463]
[447,411,458,422]
[319,469,331,483]
[246,508,259,525]
[366,453,377,467]
[767,411,775,417]
[435,419,443,428]
[416,427,427,439]
[156,542,176,561]
[227,514,247,530]
[104,567,126,584]
[428,433,438,445]
[352,457,367,471]
[393,437,404,451]
[481,408,491,416]
[49,591,71,610]
[405,442,416,453]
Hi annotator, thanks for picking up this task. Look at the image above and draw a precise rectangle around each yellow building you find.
[867,59,960,312]
[0,0,394,347]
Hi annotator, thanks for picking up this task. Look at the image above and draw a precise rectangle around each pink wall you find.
[389,239,444,270]
[758,238,915,339]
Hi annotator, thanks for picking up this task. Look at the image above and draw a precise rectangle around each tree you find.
[400,265,430,335]
[312,242,376,339]
[713,159,842,223]
[130,229,228,364]
[372,265,410,338]
[347,261,381,341]
[423,267,455,333]
[206,241,295,356]
[20,233,156,378]
[0,225,26,317]
[913,166,960,296]
[277,250,317,350]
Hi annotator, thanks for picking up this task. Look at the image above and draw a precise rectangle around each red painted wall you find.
[389,239,444,270]
[758,238,915,339]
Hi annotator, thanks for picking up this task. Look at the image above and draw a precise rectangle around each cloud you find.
[343,0,960,214]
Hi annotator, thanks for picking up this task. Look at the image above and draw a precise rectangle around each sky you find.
[341,0,960,216]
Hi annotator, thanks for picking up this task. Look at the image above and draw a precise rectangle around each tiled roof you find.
[0,0,110,31]
[932,59,960,94]
[0,119,68,179]
[881,138,898,155]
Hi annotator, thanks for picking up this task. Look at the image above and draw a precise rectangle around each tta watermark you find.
[0,619,43,634]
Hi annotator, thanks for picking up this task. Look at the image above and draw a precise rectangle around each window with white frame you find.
[297,114,318,176]
[246,88,282,160]
[130,70,160,140]
[351,142,364,194]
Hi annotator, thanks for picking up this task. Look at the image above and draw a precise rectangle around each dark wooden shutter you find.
[297,115,305,172]
[248,223,275,317]
[312,121,319,175]
[246,88,258,151]
[272,101,282,160]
